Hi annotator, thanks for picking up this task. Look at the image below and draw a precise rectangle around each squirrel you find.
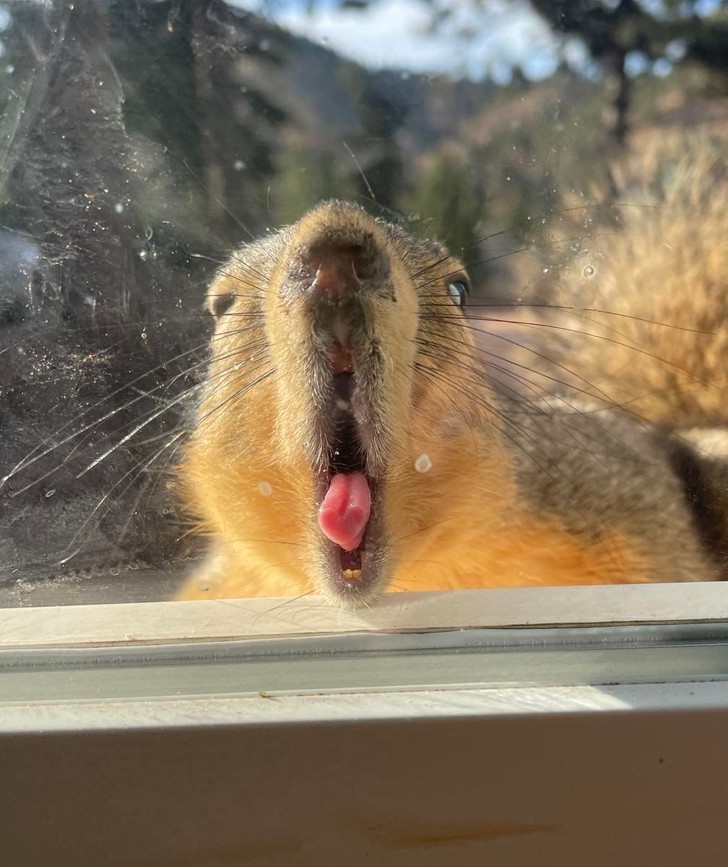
[178,135,728,608]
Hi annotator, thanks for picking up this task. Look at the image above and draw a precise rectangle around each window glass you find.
[0,0,726,610]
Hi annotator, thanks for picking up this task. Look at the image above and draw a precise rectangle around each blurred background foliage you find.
[2,0,726,304]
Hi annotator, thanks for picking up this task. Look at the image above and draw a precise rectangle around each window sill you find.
[1,582,727,649]
[3,583,728,864]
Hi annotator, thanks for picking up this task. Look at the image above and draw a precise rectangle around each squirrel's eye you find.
[448,280,469,308]
[210,291,236,318]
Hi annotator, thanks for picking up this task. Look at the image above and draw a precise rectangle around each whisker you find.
[4,337,268,492]
[58,430,187,563]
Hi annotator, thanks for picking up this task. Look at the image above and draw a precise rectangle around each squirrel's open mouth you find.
[314,372,386,604]
[292,230,393,606]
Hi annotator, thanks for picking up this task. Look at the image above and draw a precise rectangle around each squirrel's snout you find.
[305,242,373,303]
[300,240,390,299]
[286,220,393,307]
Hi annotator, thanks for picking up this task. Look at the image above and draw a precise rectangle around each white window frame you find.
[4,582,728,647]
[2,583,728,864]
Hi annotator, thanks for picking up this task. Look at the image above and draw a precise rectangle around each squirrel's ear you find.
[207,279,236,319]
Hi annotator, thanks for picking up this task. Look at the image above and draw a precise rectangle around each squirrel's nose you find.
[283,202,394,304]
[308,243,367,303]
[293,237,391,305]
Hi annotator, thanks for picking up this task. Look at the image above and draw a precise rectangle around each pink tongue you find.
[318,472,371,551]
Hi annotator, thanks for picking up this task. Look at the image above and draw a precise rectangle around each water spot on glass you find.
[114,202,124,213]
[415,453,432,473]
[258,481,273,497]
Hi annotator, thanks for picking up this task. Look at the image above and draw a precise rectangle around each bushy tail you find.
[501,134,728,430]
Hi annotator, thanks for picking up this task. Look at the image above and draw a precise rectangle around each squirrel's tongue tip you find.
[318,471,371,551]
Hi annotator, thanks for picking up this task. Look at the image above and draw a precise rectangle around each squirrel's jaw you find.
[313,372,389,607]
[315,469,386,607]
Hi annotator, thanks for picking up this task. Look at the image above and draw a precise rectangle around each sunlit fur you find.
[180,158,724,606]
[509,135,728,427]
[181,201,520,604]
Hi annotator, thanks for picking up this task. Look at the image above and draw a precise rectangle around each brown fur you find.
[509,135,728,426]
[179,143,726,607]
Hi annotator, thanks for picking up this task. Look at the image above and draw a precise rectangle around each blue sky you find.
[229,0,583,83]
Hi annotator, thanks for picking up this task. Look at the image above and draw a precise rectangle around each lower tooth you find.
[343,568,362,580]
